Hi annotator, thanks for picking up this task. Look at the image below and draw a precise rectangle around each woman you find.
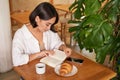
[12,2,72,66]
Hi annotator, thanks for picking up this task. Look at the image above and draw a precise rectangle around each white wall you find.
[0,0,12,73]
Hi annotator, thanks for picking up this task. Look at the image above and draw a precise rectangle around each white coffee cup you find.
[35,63,46,74]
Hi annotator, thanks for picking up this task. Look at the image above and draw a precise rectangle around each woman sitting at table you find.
[12,2,72,66]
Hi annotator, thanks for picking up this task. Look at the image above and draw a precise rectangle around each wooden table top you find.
[14,50,116,80]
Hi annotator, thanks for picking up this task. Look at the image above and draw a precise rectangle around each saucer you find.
[54,64,78,77]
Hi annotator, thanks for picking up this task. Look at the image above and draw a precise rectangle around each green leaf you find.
[69,26,78,32]
[69,0,77,11]
[95,45,109,63]
[82,14,103,27]
[68,20,81,24]
[101,0,120,23]
[74,8,81,19]
[84,0,101,15]
[101,21,113,43]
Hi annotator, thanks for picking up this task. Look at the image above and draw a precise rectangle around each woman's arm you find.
[29,50,54,62]
[49,32,72,56]
[59,44,66,51]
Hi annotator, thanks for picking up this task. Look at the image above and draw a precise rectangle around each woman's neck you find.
[26,23,45,50]
[26,23,42,33]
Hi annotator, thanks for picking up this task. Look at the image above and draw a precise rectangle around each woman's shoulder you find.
[13,24,30,38]
[15,25,27,32]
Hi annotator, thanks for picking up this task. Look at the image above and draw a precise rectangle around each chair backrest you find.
[49,0,53,4]
[53,0,69,4]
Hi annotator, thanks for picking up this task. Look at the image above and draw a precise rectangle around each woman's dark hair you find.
[29,2,59,32]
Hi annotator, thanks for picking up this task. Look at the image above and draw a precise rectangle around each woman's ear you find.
[35,16,40,22]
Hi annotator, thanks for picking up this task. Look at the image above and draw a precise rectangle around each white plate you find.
[54,64,78,77]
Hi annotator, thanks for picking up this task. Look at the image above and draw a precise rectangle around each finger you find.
[46,51,54,55]
[66,50,70,53]
[43,53,47,57]
[50,51,55,55]
[45,53,49,56]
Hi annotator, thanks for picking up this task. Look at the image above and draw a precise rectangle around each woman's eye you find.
[46,24,49,26]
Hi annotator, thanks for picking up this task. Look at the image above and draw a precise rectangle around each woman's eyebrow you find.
[47,22,53,25]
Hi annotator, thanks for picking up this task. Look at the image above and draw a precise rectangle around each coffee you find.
[35,63,46,74]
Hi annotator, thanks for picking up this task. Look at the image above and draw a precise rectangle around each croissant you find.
[59,62,73,76]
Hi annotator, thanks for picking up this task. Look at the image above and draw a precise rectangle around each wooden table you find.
[14,50,116,80]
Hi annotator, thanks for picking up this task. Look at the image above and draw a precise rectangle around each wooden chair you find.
[49,0,54,4]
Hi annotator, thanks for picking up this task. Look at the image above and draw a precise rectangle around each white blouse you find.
[12,25,64,66]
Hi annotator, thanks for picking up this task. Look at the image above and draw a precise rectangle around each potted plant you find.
[69,0,120,79]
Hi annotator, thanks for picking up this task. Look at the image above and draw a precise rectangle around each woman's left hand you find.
[63,47,72,57]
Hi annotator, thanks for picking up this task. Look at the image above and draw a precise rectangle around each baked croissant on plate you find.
[59,62,73,76]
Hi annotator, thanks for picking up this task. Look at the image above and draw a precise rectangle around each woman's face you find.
[35,16,56,32]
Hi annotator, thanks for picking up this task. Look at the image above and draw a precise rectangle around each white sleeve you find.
[12,30,29,66]
[50,33,64,50]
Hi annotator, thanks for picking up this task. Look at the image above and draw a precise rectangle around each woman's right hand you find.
[39,50,54,58]
[29,50,55,61]
[29,50,54,62]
